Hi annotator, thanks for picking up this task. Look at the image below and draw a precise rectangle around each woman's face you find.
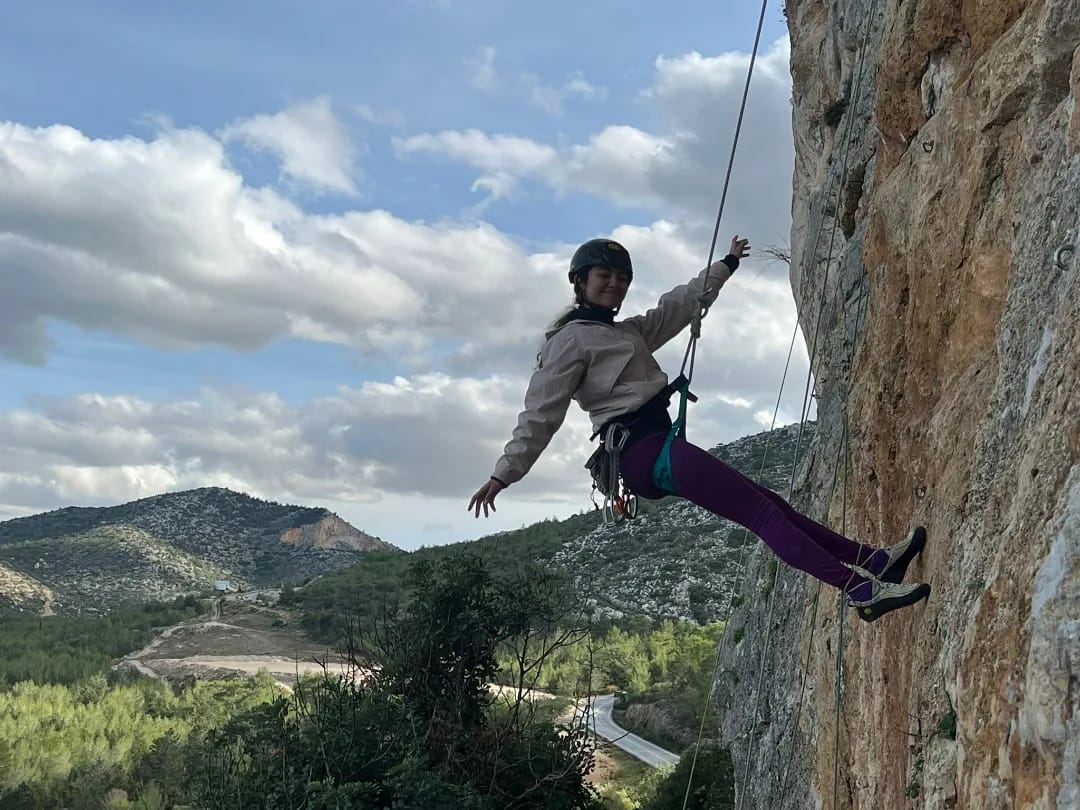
[582,266,631,309]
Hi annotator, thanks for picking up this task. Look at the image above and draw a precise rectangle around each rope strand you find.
[673,0,771,805]
[678,0,770,385]
[737,0,885,799]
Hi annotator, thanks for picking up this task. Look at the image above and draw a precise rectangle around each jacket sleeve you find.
[491,330,586,486]
[622,260,733,352]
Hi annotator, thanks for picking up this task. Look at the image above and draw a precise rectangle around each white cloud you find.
[0,120,573,365]
[0,209,808,494]
[399,37,794,245]
[0,377,590,541]
[0,209,809,546]
[463,46,605,117]
[220,97,359,194]
[394,126,665,203]
[396,129,558,175]
[0,37,810,547]
[354,104,406,129]
[564,72,602,99]
[0,195,808,548]
[465,46,499,93]
[525,71,606,117]
[0,319,808,549]
[394,129,560,201]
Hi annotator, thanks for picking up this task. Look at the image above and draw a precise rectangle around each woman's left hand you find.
[729,235,750,259]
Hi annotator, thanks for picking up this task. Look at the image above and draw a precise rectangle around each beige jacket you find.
[491,261,733,486]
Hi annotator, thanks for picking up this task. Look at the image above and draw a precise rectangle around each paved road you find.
[588,694,680,769]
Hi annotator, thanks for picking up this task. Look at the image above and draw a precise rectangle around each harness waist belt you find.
[595,387,675,450]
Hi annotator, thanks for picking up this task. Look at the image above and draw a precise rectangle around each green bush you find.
[641,743,734,809]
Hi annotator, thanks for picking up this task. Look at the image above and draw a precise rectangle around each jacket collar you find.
[562,305,616,325]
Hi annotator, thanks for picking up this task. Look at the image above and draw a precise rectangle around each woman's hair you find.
[548,277,590,330]
[536,278,587,367]
[557,280,591,326]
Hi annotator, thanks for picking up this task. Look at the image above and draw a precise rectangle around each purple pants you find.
[619,433,884,594]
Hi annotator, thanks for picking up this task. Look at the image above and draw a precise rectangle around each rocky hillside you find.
[0,487,397,614]
[717,1,1080,808]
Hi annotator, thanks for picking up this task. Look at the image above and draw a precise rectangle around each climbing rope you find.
[734,0,885,802]
[757,0,886,800]
[735,335,820,810]
[772,286,868,803]
[678,319,803,810]
[668,0,772,802]
[652,0,770,501]
[781,15,885,808]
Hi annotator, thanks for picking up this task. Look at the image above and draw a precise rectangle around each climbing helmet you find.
[568,238,633,284]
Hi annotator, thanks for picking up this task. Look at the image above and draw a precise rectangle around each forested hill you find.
[0,487,396,615]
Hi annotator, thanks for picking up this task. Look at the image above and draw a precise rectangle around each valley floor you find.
[115,593,353,688]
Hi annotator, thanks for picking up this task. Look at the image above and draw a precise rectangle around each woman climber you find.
[467,237,930,622]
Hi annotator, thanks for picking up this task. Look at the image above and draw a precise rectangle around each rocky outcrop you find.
[719,0,1080,807]
[280,513,390,552]
[0,561,53,612]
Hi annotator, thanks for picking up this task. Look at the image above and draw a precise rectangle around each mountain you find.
[294,421,814,639]
[0,487,398,614]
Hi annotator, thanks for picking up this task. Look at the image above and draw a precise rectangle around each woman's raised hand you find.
[729,235,750,259]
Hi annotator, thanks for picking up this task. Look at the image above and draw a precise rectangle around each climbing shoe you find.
[879,526,927,584]
[848,578,931,623]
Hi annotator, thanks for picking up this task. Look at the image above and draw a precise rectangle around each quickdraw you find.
[585,422,639,525]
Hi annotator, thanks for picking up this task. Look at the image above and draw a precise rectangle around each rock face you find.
[279,514,389,552]
[718,0,1080,807]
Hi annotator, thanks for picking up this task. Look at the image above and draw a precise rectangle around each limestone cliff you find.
[717,0,1080,807]
[279,513,390,552]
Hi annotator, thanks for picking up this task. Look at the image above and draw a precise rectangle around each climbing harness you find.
[586,375,685,523]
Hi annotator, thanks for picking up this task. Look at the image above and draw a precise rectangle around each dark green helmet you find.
[568,238,633,283]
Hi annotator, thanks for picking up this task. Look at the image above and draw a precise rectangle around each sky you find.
[0,1,811,550]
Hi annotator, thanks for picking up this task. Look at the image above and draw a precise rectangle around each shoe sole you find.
[880,526,927,584]
[855,583,931,623]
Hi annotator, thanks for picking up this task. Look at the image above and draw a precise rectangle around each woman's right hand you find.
[468,478,505,518]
